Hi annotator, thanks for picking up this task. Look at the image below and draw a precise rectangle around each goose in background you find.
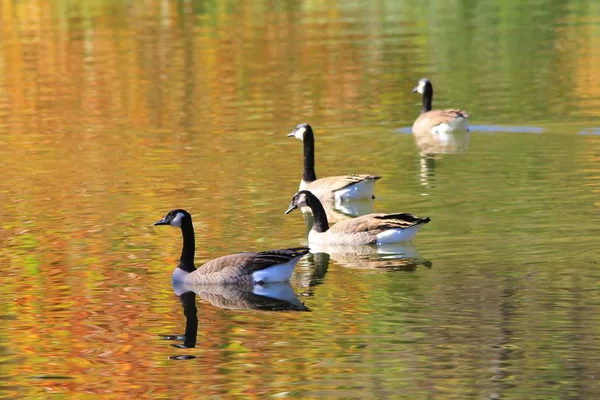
[412,78,469,137]
[287,123,381,202]
[411,78,471,188]
[154,209,309,285]
[285,191,430,245]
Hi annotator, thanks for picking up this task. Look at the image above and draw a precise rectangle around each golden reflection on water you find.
[2,1,600,399]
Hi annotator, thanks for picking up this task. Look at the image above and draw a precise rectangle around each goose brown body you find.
[412,109,470,136]
[412,78,469,136]
[180,249,310,285]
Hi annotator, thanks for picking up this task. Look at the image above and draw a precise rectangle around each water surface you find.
[2,1,600,398]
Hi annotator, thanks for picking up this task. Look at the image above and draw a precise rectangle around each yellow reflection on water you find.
[1,1,600,399]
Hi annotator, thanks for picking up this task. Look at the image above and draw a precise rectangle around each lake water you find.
[2,1,600,398]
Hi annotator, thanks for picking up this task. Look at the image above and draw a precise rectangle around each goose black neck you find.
[302,129,317,183]
[179,219,196,272]
[421,86,433,114]
[306,193,329,233]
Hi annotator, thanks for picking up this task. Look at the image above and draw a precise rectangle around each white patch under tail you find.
[334,179,376,202]
[375,224,426,244]
[431,117,469,136]
[251,256,303,284]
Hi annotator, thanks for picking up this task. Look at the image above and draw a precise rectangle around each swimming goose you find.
[154,209,309,285]
[287,123,381,201]
[285,191,430,245]
[412,78,469,136]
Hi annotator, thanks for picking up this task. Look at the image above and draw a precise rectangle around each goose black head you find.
[412,78,432,95]
[154,209,191,227]
[287,123,313,141]
[284,191,311,215]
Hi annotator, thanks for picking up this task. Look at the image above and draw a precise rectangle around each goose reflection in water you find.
[409,77,471,189]
[161,283,309,356]
[416,129,471,189]
[173,282,309,312]
[414,127,471,157]
[293,244,431,294]
[416,124,547,187]
[309,242,432,271]
[292,251,331,292]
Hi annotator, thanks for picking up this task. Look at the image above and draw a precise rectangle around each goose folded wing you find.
[196,253,256,276]
[308,174,381,192]
[197,248,309,276]
[428,109,469,124]
[329,213,428,235]
[246,248,310,273]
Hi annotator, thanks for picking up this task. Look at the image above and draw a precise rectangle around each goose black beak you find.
[154,218,168,226]
[284,204,297,215]
[287,132,294,137]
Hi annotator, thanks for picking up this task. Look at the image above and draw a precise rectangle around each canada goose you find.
[285,191,430,245]
[287,123,381,201]
[154,209,309,285]
[412,78,469,136]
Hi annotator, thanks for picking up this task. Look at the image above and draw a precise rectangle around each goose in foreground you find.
[412,78,469,136]
[154,209,309,285]
[285,191,430,245]
[287,123,381,202]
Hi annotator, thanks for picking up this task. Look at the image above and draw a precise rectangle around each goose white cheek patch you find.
[171,212,185,227]
[297,193,308,207]
[294,126,306,140]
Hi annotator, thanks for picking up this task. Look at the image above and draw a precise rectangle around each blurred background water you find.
[1,0,600,398]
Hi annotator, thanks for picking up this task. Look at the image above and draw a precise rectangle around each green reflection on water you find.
[1,1,600,399]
